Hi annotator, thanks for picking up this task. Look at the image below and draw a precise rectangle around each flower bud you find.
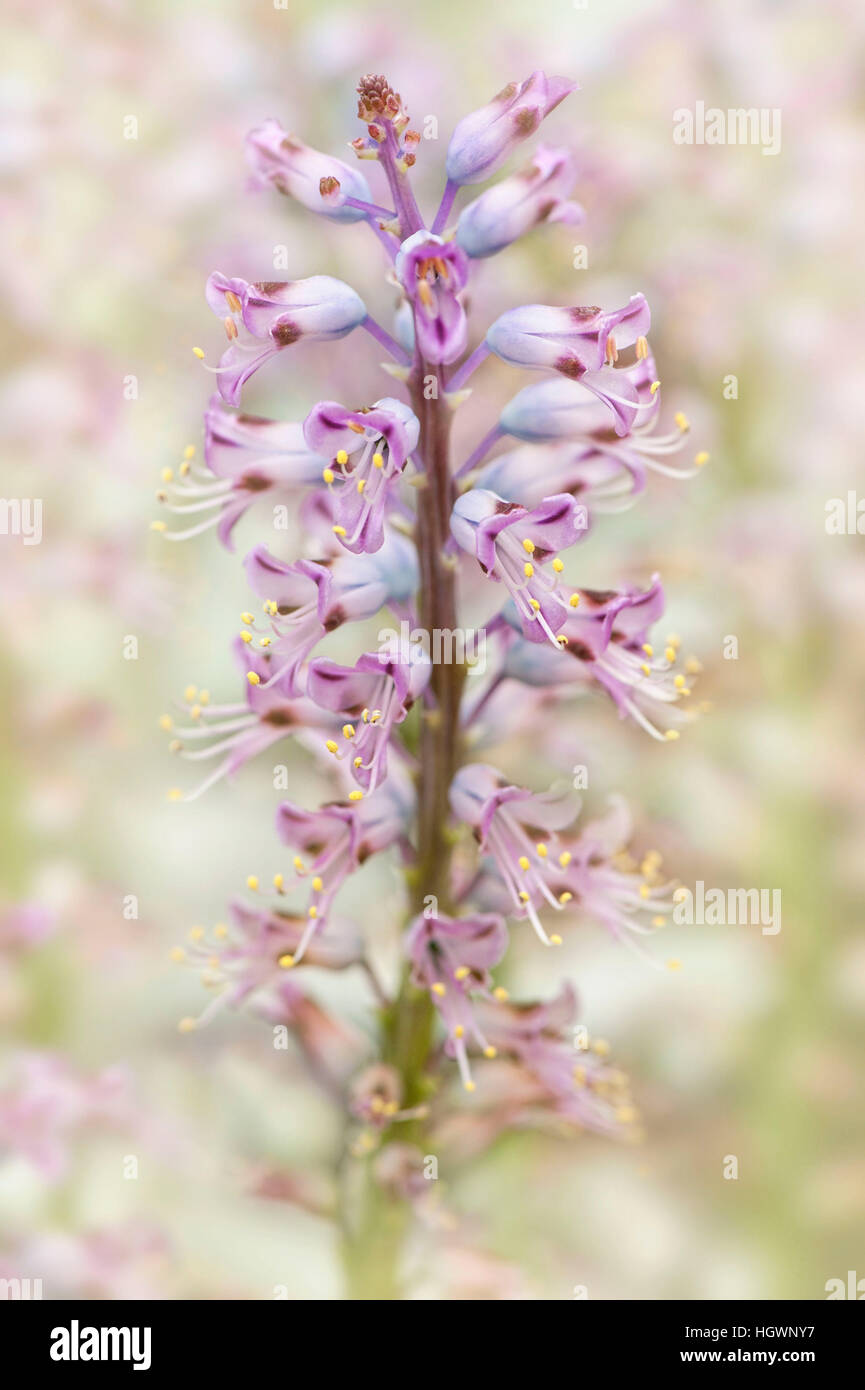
[456,146,583,258]
[487,295,650,377]
[445,71,577,186]
[246,119,373,223]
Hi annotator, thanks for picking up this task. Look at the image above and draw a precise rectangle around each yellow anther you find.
[674,674,686,689]
[454,1024,465,1038]
[150,520,167,532]
[167,788,184,801]
[650,380,661,395]
[240,632,252,644]
[178,1017,197,1033]
[161,467,174,483]
[335,449,349,465]
[199,690,210,706]
[523,562,534,578]
[168,739,181,754]
[641,663,651,676]
[372,452,384,468]
[552,557,564,573]
[573,1066,586,1087]
[536,842,548,858]
[189,926,205,941]
[192,347,205,360]
[312,877,323,892]
[664,646,676,663]
[518,891,530,902]
[190,704,201,721]
[685,657,703,675]
[246,671,260,685]
[568,593,580,608]
[382,1100,398,1116]
[273,873,284,890]
[356,478,366,493]
[259,637,271,648]
[558,851,572,868]
[179,460,191,476]
[556,635,568,647]
[246,875,259,891]
[278,954,295,969]
[326,739,339,754]
[652,915,666,928]
[322,468,335,485]
[695,451,709,467]
[332,525,347,537]
[674,411,689,431]
[483,1046,497,1059]
[550,933,563,946]
[353,757,362,768]
[343,724,355,739]
[454,965,470,981]
[664,729,680,741]
[518,855,530,871]
[666,632,681,647]
[522,538,535,553]
[348,789,363,801]
[183,445,196,460]
[463,1080,476,1093]
[667,958,682,971]
[308,906,318,919]
[558,892,572,904]
[642,643,653,657]
[347,421,365,434]
[241,612,254,625]
[635,335,649,360]
[213,924,228,939]
[617,1106,638,1124]
[529,598,540,610]
[225,291,242,314]
[159,714,173,732]
[264,600,278,616]
[639,884,651,899]
[592,1039,610,1057]
[169,947,185,963]
[432,982,446,997]
[493,986,509,1002]
[293,857,305,872]
[184,685,197,702]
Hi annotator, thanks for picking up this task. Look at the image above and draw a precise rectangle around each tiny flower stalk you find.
[163,70,705,1300]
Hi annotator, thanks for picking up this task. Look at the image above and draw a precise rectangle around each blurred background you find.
[1,0,863,1299]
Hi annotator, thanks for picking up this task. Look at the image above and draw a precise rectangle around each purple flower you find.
[204,273,367,406]
[450,488,586,646]
[449,762,579,944]
[406,910,508,1090]
[445,71,577,186]
[475,984,640,1137]
[499,354,662,441]
[303,396,419,553]
[173,901,360,1032]
[165,639,333,802]
[486,294,650,378]
[456,145,583,258]
[274,777,413,963]
[475,440,647,512]
[308,638,431,792]
[156,398,326,549]
[246,119,373,222]
[395,231,469,364]
[500,578,696,740]
[241,535,419,691]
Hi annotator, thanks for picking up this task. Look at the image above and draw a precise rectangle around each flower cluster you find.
[158,71,704,1205]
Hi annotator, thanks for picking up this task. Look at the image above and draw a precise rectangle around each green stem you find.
[341,362,465,1298]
